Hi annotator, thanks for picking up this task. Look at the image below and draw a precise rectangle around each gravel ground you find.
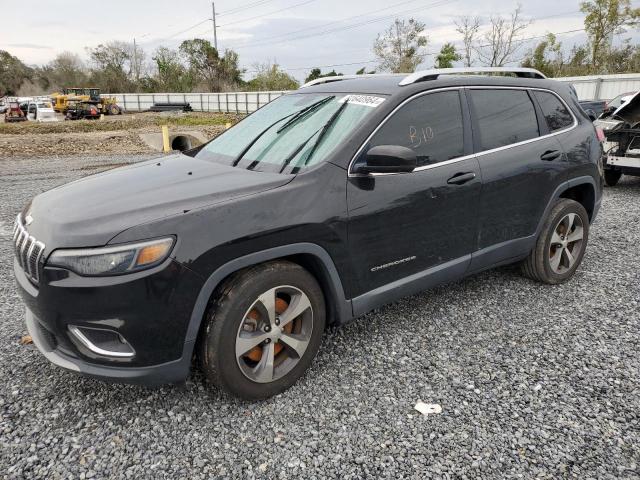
[1,155,639,479]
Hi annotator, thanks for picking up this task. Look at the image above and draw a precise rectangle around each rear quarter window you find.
[469,89,539,151]
[533,91,574,132]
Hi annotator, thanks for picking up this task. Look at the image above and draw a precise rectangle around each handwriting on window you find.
[409,125,434,148]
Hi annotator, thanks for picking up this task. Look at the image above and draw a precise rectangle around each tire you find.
[604,169,622,187]
[199,261,326,400]
[521,198,589,284]
[108,104,120,115]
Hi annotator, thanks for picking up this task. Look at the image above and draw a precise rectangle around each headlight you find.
[47,237,174,276]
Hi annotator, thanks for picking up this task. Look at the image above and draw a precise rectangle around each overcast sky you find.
[3,0,638,82]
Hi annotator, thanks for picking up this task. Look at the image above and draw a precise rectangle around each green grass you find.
[0,112,240,135]
[160,115,233,127]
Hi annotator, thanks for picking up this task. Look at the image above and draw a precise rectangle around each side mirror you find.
[585,109,597,122]
[357,145,417,174]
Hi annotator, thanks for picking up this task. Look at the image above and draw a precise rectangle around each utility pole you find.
[133,38,138,80]
[212,2,218,51]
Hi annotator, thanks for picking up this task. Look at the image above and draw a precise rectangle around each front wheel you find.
[521,199,589,284]
[199,261,326,400]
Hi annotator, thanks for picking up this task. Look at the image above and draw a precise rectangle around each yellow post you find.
[161,125,171,152]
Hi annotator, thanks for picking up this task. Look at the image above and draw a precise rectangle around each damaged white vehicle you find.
[594,91,640,186]
[26,99,58,122]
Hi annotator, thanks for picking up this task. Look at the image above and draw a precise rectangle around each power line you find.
[245,59,379,74]
[213,9,584,62]
[235,6,584,50]
[141,18,212,44]
[233,9,586,68]
[248,53,441,73]
[172,8,582,47]
[249,27,592,75]
[140,7,585,54]
[229,0,428,47]
[500,28,587,47]
[219,0,319,28]
[218,0,279,17]
[233,0,459,49]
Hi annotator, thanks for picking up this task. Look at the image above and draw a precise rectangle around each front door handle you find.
[447,172,476,185]
[540,150,561,161]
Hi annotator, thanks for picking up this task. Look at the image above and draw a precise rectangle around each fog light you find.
[68,326,135,358]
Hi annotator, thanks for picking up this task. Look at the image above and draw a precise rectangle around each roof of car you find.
[296,69,568,99]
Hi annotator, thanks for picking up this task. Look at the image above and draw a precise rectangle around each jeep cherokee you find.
[14,67,603,400]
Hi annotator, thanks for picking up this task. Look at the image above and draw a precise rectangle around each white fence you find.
[108,91,287,113]
[556,74,640,101]
[106,74,640,112]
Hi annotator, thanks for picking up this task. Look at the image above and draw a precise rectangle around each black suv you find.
[14,68,602,400]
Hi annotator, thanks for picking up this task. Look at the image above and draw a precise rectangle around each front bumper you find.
[15,256,205,385]
[26,309,193,385]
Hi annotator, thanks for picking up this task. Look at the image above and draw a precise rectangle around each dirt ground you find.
[0,112,242,157]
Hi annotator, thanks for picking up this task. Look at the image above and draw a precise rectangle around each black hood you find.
[25,154,293,249]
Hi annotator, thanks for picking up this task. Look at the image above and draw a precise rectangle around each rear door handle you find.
[540,150,561,161]
[447,172,476,185]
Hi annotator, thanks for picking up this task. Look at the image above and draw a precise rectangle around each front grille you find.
[12,214,45,283]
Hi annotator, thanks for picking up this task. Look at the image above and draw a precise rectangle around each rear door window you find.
[366,90,465,167]
[533,91,574,132]
[469,89,539,151]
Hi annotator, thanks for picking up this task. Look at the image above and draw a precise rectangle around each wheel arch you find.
[559,177,597,221]
[182,243,353,361]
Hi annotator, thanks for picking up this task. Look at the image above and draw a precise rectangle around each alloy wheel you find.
[548,213,584,274]
[235,286,313,383]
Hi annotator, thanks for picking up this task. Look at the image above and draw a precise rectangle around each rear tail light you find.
[596,127,606,142]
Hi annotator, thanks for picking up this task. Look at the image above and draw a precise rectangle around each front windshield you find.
[196,93,385,173]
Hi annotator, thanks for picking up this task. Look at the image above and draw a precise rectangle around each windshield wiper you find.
[231,114,294,167]
[275,96,335,134]
[232,96,335,168]
[302,100,349,166]
[278,128,323,173]
[278,101,350,173]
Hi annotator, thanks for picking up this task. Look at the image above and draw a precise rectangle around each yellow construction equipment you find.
[50,88,122,115]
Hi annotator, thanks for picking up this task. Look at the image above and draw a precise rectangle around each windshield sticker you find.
[338,95,385,108]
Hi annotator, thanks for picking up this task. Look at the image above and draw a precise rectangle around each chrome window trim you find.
[68,326,135,358]
[347,86,578,177]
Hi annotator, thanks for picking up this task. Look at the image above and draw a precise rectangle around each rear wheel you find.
[521,199,589,284]
[604,168,622,187]
[199,261,325,400]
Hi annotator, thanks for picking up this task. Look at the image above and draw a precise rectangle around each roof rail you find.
[398,67,547,86]
[300,73,401,89]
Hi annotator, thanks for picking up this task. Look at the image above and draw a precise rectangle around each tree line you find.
[0,40,298,96]
[374,0,639,77]
[0,0,638,97]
